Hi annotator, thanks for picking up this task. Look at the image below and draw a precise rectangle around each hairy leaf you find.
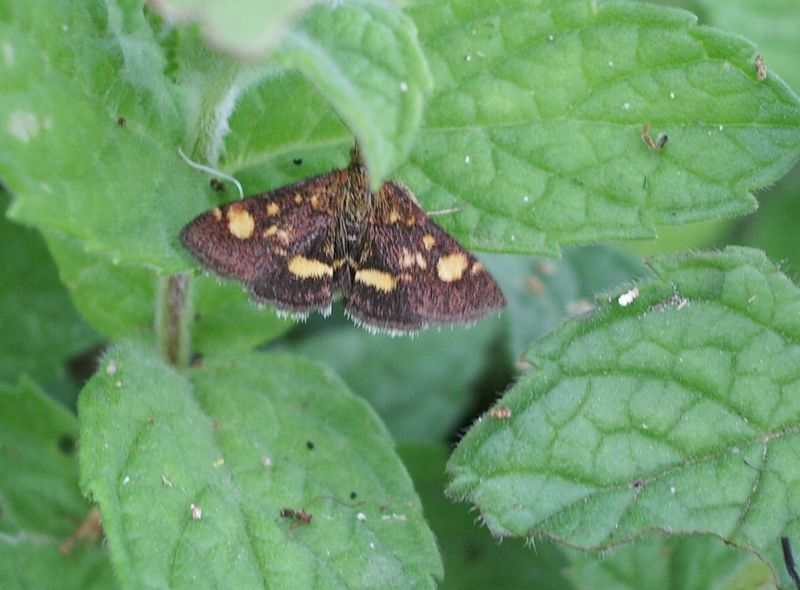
[448,247,800,588]
[396,0,800,254]
[79,343,442,589]
[0,0,429,275]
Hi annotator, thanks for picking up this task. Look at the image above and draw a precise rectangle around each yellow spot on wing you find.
[212,207,222,221]
[294,193,303,204]
[400,249,414,269]
[422,234,436,250]
[415,252,427,269]
[471,262,484,275]
[263,225,278,237]
[355,269,397,293]
[288,255,333,279]
[437,253,468,282]
[266,202,280,216]
[227,206,255,239]
[389,210,400,223]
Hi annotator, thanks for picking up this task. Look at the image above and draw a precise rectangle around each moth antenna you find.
[427,205,464,217]
[177,146,244,200]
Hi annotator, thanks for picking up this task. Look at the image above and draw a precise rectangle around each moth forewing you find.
[180,151,505,334]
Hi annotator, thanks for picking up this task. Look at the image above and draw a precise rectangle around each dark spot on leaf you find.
[465,542,483,560]
[58,434,76,455]
[306,440,315,450]
[293,158,303,166]
[117,116,126,127]
[632,479,644,489]
[350,491,357,500]
[210,178,226,192]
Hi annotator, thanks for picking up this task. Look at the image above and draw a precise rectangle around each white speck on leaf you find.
[356,512,367,522]
[399,81,408,92]
[618,287,639,307]
[261,456,273,468]
[522,195,529,203]
[623,102,631,110]
[2,42,13,66]
[190,503,202,520]
[547,34,554,41]
[464,54,472,62]
[669,91,676,99]
[122,475,130,485]
[106,361,118,375]
[670,486,677,494]
[608,60,614,67]
[464,155,470,164]
[8,110,40,142]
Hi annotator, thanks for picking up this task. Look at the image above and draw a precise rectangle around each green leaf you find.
[0,378,116,590]
[696,0,800,93]
[79,342,442,589]
[487,246,650,360]
[0,0,430,274]
[402,444,574,590]
[565,533,773,590]
[284,311,503,443]
[447,247,800,588]
[0,0,209,272]
[0,197,98,386]
[46,232,290,351]
[226,0,432,185]
[394,0,800,254]
[147,0,309,59]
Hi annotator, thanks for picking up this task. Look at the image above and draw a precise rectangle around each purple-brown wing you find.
[180,171,341,316]
[345,180,505,333]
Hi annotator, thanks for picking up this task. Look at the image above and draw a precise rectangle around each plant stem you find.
[156,273,192,369]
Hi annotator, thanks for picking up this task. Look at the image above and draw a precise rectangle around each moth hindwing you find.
[180,150,505,334]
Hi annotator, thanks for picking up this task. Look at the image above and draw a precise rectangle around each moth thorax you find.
[341,166,373,249]
[342,190,371,247]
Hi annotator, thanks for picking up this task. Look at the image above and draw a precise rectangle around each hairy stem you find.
[156,273,193,369]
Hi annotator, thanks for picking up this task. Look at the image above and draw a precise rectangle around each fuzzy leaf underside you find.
[147,0,309,58]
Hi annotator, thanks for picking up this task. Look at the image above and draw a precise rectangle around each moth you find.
[180,148,505,334]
